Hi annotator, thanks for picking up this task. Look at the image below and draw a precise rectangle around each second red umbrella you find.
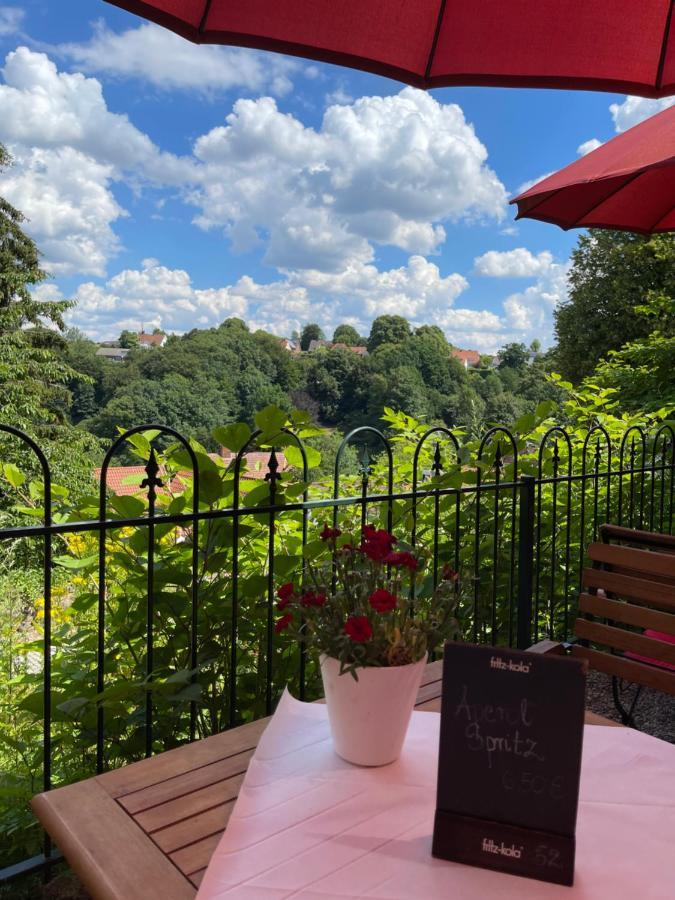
[511,104,675,234]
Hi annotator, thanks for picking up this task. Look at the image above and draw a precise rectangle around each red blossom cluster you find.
[274,523,422,643]
[320,524,342,542]
[359,524,397,561]
[344,615,372,642]
[368,588,396,613]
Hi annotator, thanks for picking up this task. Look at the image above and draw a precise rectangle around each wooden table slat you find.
[119,750,253,815]
[170,831,224,877]
[151,801,236,854]
[136,772,245,834]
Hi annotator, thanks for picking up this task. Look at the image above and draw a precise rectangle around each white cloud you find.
[501,259,569,344]
[0,6,23,35]
[188,88,508,271]
[577,138,602,156]
[0,47,193,274]
[474,248,553,278]
[1,145,125,276]
[58,21,298,97]
[609,96,675,132]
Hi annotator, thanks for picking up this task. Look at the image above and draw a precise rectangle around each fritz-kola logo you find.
[482,838,523,859]
[490,655,531,674]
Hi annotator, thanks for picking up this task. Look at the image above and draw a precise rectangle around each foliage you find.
[0,144,84,431]
[300,323,325,350]
[332,324,362,346]
[555,231,675,382]
[367,314,412,352]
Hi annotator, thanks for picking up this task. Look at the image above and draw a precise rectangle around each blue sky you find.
[0,1,671,352]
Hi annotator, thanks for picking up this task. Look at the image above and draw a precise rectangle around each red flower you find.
[344,615,373,642]
[340,542,356,554]
[360,525,397,562]
[384,550,418,571]
[320,523,342,542]
[369,588,397,613]
[442,564,459,582]
[277,582,295,602]
[275,613,293,634]
[300,591,327,608]
[277,595,292,612]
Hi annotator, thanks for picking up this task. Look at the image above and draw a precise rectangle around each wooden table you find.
[32,660,620,900]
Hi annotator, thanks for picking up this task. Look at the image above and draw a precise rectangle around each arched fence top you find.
[231,426,309,508]
[0,424,52,525]
[411,426,461,490]
[477,426,518,482]
[537,426,573,478]
[98,424,199,519]
[619,425,647,469]
[334,426,393,498]
[651,423,675,464]
[581,424,612,473]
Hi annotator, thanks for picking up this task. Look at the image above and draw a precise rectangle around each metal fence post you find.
[517,475,536,649]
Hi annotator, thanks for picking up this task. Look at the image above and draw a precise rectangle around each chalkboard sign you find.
[432,643,587,886]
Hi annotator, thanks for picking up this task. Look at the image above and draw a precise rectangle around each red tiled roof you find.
[138,332,166,346]
[451,348,481,366]
[94,452,289,497]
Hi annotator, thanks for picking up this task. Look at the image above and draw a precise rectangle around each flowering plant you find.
[276,524,462,677]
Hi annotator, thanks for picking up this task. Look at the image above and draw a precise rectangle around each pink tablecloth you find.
[197,692,675,899]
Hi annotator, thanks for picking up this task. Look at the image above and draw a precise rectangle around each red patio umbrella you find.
[511,104,675,234]
[104,0,675,97]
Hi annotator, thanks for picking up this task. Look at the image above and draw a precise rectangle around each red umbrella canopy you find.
[104,0,675,97]
[511,104,675,234]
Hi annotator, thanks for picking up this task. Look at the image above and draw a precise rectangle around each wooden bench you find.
[31,660,618,900]
[531,525,675,724]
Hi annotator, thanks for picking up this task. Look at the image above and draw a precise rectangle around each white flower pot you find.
[320,653,428,766]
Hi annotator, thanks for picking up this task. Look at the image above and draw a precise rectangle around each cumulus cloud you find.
[474,248,553,278]
[1,146,125,276]
[58,247,565,354]
[609,95,675,132]
[63,255,469,341]
[0,47,193,273]
[577,138,602,156]
[58,21,297,97]
[188,88,508,271]
[501,258,569,344]
[0,6,23,35]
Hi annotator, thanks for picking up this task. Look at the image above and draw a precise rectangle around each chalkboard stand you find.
[432,643,586,888]
[432,809,575,886]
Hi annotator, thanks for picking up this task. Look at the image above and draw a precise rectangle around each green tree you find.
[332,324,361,346]
[0,144,82,429]
[367,315,411,352]
[300,323,325,351]
[555,231,675,382]
[119,330,139,349]
[498,342,529,371]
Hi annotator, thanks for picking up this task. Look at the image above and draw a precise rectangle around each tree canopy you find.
[554,231,675,382]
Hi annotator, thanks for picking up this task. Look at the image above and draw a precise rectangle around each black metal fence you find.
[0,419,673,883]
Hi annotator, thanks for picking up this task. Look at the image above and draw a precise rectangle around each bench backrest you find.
[571,530,675,697]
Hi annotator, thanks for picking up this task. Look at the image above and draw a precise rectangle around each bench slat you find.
[578,592,675,635]
[571,644,675,695]
[575,618,675,665]
[587,543,675,579]
[582,568,675,611]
